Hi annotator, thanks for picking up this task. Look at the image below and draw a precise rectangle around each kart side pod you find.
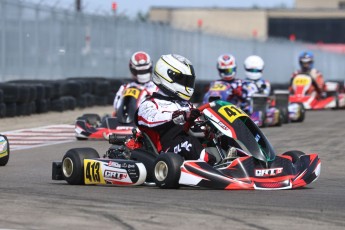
[52,147,147,186]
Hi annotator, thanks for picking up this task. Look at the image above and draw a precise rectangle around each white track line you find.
[3,124,76,151]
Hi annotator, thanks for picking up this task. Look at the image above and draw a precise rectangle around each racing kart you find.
[203,81,282,127]
[289,73,345,110]
[53,101,321,190]
[0,134,10,166]
[75,86,149,140]
[273,90,305,123]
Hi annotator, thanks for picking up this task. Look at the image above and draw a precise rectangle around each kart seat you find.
[134,109,159,156]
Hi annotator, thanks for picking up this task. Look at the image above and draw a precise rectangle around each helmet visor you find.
[245,68,262,73]
[130,67,152,76]
[219,67,236,76]
[167,69,195,88]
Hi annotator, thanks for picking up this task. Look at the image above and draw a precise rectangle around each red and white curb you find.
[2,124,75,151]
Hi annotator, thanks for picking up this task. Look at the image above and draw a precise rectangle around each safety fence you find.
[1,0,345,119]
[1,0,345,84]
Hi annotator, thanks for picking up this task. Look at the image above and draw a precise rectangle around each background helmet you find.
[217,54,237,81]
[299,51,314,72]
[244,55,264,80]
[152,54,196,101]
[129,51,153,83]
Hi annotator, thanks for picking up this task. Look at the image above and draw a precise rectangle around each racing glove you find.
[232,86,243,97]
[172,110,187,125]
[187,108,201,122]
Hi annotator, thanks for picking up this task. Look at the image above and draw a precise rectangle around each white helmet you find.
[217,54,237,81]
[244,55,264,80]
[129,51,153,84]
[153,54,196,101]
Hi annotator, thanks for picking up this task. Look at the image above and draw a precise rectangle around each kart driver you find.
[113,51,159,116]
[242,55,271,97]
[136,54,216,165]
[290,51,325,97]
[210,54,247,105]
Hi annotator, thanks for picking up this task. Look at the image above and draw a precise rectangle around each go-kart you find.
[203,81,282,127]
[273,90,305,123]
[53,101,321,190]
[0,134,10,166]
[75,86,150,140]
[289,73,345,110]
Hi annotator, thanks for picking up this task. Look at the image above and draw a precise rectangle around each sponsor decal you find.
[107,161,121,168]
[255,134,261,142]
[117,126,133,130]
[127,164,135,169]
[129,172,138,176]
[217,121,228,131]
[174,141,192,153]
[255,167,283,177]
[104,170,128,180]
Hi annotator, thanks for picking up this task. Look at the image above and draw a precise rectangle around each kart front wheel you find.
[62,148,100,185]
[153,152,184,189]
[0,135,9,166]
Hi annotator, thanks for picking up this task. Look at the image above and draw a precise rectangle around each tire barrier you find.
[0,78,291,118]
[0,78,127,118]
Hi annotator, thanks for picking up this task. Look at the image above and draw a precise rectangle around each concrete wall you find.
[295,0,343,9]
[149,7,345,40]
[149,8,268,40]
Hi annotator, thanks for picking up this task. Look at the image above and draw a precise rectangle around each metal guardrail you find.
[1,0,345,83]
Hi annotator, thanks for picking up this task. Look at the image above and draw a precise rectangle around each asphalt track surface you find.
[1,108,345,230]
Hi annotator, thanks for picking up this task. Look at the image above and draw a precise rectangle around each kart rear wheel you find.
[282,150,305,164]
[0,135,9,166]
[280,107,289,124]
[62,148,100,185]
[130,149,157,183]
[153,152,183,189]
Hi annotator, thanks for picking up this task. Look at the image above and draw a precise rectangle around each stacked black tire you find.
[0,78,124,118]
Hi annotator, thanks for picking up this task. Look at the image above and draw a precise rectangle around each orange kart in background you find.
[289,74,345,109]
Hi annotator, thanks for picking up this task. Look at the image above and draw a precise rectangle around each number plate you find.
[218,105,247,123]
[123,88,140,99]
[210,83,228,91]
[84,159,105,184]
[293,76,311,86]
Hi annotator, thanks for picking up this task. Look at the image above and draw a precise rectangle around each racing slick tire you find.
[62,148,100,185]
[130,149,157,183]
[275,110,283,127]
[294,103,305,123]
[281,107,290,124]
[153,152,184,189]
[282,150,305,164]
[0,135,10,166]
